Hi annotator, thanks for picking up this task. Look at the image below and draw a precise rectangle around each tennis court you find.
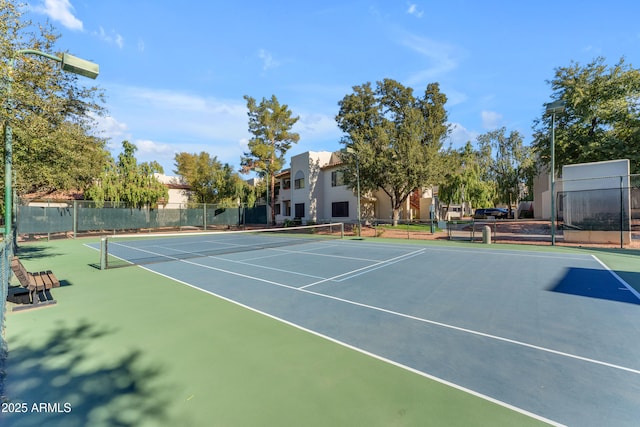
[92,226,640,426]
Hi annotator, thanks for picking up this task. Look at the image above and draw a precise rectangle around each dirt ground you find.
[352,223,640,250]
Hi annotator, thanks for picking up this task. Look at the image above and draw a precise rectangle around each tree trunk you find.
[392,208,401,226]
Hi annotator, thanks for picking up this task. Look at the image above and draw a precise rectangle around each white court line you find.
[112,239,385,282]
[333,250,427,282]
[300,248,426,289]
[418,245,596,261]
[140,264,566,427]
[98,241,640,377]
[240,245,385,263]
[591,255,640,302]
[159,250,640,378]
[166,246,328,281]
[335,239,597,261]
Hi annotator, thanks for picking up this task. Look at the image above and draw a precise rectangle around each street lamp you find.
[545,99,566,246]
[3,49,99,250]
[343,147,361,237]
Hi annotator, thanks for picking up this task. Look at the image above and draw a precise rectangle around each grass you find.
[375,222,441,233]
[0,236,603,426]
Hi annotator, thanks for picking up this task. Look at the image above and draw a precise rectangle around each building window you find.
[294,203,305,218]
[274,203,281,215]
[282,178,291,190]
[332,201,349,217]
[331,171,344,187]
[294,170,305,189]
[284,201,291,216]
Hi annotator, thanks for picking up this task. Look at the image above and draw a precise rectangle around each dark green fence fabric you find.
[16,202,269,235]
[17,206,74,234]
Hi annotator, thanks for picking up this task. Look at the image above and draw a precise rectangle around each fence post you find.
[203,203,207,231]
[73,200,77,238]
[620,176,624,249]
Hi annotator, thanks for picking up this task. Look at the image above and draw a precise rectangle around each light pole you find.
[3,49,99,249]
[344,147,361,237]
[545,100,566,246]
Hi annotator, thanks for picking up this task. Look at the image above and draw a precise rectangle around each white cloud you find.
[99,85,345,173]
[90,114,128,141]
[294,113,341,141]
[94,26,125,49]
[447,123,477,149]
[406,3,424,18]
[439,86,467,107]
[135,139,173,155]
[99,84,252,170]
[481,110,503,129]
[258,49,279,71]
[115,34,124,49]
[34,0,83,31]
[401,34,461,84]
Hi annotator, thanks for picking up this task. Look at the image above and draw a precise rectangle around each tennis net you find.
[99,222,344,269]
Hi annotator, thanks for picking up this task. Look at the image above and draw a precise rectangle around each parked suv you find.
[473,208,511,219]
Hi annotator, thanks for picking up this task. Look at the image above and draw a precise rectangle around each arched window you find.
[294,170,305,189]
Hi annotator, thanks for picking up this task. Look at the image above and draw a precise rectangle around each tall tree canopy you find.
[85,141,167,208]
[240,94,299,224]
[1,0,108,218]
[336,79,449,225]
[532,56,640,174]
[438,142,496,211]
[477,127,533,216]
[174,151,251,207]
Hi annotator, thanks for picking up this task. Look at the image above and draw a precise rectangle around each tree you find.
[476,127,532,217]
[1,0,109,211]
[174,152,250,207]
[336,79,449,225]
[438,142,496,213]
[240,95,299,224]
[85,141,168,208]
[532,56,640,174]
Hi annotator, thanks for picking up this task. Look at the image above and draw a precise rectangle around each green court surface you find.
[2,237,640,426]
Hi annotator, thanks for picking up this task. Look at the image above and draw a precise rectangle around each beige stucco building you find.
[268,151,434,224]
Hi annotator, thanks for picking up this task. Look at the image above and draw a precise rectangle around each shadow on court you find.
[548,267,640,304]
[12,245,65,261]
[1,320,172,427]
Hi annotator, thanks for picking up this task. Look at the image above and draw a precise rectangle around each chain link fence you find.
[445,174,640,248]
[15,201,268,238]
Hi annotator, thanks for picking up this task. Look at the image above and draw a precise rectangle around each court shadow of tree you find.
[548,267,640,305]
[1,320,180,427]
[14,245,64,260]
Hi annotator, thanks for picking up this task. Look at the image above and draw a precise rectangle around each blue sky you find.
[25,0,640,175]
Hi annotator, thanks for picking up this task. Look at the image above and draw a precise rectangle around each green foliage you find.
[85,141,168,208]
[240,94,300,223]
[174,152,250,207]
[476,127,532,213]
[1,0,109,214]
[438,142,496,210]
[532,56,640,174]
[336,79,449,225]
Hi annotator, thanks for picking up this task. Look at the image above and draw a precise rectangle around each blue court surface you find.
[100,235,640,427]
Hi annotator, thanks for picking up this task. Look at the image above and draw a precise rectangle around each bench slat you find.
[33,273,46,292]
[39,272,54,290]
